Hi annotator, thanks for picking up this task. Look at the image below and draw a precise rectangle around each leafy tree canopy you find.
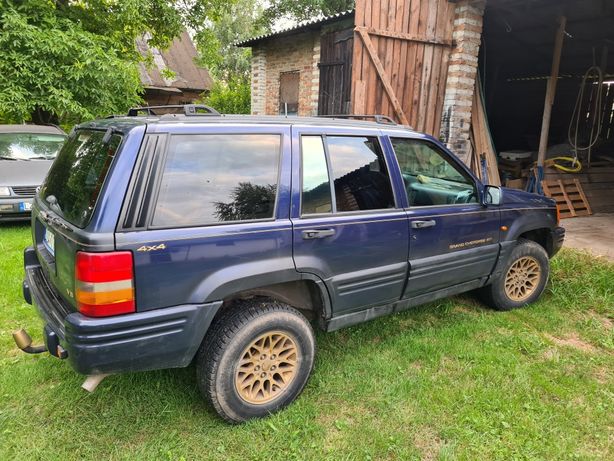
[259,0,354,26]
[0,0,222,125]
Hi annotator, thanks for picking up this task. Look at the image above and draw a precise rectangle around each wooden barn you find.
[239,0,614,215]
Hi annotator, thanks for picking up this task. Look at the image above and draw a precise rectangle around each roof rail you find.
[127,104,220,117]
[317,114,397,125]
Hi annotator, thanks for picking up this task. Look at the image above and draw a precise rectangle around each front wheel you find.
[196,299,315,423]
[478,239,550,311]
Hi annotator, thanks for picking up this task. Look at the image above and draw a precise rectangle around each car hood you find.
[0,160,54,187]
[502,187,556,208]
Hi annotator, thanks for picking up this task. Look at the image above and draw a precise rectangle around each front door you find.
[387,137,500,298]
[291,126,409,314]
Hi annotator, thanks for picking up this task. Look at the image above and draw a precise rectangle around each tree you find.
[0,0,215,125]
[259,0,354,26]
[215,183,277,221]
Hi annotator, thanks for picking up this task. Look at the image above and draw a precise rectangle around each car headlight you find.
[0,186,11,197]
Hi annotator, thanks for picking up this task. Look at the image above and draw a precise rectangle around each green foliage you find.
[201,78,251,114]
[0,1,145,124]
[259,0,354,25]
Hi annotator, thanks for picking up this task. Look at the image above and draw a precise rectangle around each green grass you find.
[0,223,612,460]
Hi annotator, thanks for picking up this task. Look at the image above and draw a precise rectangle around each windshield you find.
[40,129,123,228]
[0,132,66,160]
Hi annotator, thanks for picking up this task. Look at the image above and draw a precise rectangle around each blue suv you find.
[16,106,565,422]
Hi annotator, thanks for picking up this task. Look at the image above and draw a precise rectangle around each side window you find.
[301,136,332,214]
[152,134,280,227]
[327,136,395,212]
[390,138,477,207]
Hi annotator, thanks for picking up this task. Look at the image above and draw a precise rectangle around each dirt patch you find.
[593,367,610,384]
[544,333,597,353]
[413,427,443,461]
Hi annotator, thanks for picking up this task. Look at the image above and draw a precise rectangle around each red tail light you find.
[75,251,135,317]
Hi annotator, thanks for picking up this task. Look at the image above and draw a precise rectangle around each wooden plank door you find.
[351,0,455,136]
[318,28,354,115]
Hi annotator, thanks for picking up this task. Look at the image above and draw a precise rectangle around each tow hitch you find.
[12,329,47,354]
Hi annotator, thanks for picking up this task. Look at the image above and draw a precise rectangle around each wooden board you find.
[541,179,592,218]
[351,0,455,135]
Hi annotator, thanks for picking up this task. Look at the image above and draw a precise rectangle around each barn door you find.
[351,0,455,135]
[318,28,354,115]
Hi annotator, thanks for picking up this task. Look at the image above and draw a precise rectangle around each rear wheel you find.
[479,239,550,311]
[196,299,315,423]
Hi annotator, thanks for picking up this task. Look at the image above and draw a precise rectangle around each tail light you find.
[75,251,135,317]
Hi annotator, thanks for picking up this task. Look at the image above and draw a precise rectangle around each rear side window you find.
[41,130,122,228]
[301,136,332,214]
[152,134,280,227]
[327,136,395,212]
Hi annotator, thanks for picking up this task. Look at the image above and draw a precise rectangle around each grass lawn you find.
[0,223,612,460]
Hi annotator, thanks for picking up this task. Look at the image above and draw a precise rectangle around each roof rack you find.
[126,104,220,117]
[317,114,397,125]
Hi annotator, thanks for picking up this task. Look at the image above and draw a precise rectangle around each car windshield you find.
[0,132,66,160]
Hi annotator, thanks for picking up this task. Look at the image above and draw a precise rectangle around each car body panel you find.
[19,114,565,376]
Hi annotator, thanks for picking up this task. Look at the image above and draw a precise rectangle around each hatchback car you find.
[0,124,66,221]
[15,106,564,422]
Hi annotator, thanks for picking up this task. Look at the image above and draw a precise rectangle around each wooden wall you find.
[351,0,455,135]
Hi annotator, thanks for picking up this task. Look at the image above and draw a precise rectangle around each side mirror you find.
[484,185,503,206]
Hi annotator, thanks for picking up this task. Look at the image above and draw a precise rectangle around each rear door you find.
[387,137,500,298]
[290,125,409,315]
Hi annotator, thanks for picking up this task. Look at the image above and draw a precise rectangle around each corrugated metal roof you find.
[137,31,213,92]
[236,9,355,47]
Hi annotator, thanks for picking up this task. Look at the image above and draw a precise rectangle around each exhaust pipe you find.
[81,374,110,392]
[12,329,47,354]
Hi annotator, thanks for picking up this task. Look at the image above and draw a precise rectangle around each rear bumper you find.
[550,226,565,256]
[23,246,222,375]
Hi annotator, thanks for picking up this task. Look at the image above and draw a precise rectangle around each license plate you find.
[19,202,32,211]
[43,228,55,256]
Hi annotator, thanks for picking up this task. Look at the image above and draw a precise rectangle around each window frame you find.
[389,137,480,209]
[299,133,399,217]
[147,132,284,230]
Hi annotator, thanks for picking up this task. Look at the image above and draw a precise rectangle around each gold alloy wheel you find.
[504,256,541,302]
[235,331,298,405]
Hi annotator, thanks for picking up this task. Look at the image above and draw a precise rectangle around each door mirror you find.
[484,185,502,206]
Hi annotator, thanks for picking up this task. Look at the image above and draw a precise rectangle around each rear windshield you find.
[0,132,65,160]
[40,129,122,228]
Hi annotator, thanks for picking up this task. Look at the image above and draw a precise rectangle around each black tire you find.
[478,239,550,311]
[196,298,315,423]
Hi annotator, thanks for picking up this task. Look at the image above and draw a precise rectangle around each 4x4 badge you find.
[136,243,167,252]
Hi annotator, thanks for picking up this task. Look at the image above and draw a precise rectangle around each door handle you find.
[301,229,336,239]
[411,220,436,229]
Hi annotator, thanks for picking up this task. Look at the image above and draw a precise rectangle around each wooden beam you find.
[355,27,411,126]
[537,16,567,168]
[361,27,453,47]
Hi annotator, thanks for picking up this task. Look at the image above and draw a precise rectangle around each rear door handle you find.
[411,219,436,229]
[301,229,336,239]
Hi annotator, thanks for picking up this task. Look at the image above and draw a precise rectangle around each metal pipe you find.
[81,374,110,393]
[12,329,48,354]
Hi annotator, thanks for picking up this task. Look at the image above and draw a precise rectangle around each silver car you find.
[0,124,66,222]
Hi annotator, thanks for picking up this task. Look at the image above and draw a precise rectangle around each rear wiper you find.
[0,156,18,161]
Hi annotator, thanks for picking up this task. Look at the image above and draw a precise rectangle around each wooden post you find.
[537,16,567,167]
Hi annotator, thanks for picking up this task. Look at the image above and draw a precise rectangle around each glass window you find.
[301,136,332,214]
[391,138,477,207]
[41,130,122,228]
[327,136,395,212]
[0,132,65,160]
[153,134,280,227]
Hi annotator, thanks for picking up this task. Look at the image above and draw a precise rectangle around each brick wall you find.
[440,0,485,166]
[251,30,320,116]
